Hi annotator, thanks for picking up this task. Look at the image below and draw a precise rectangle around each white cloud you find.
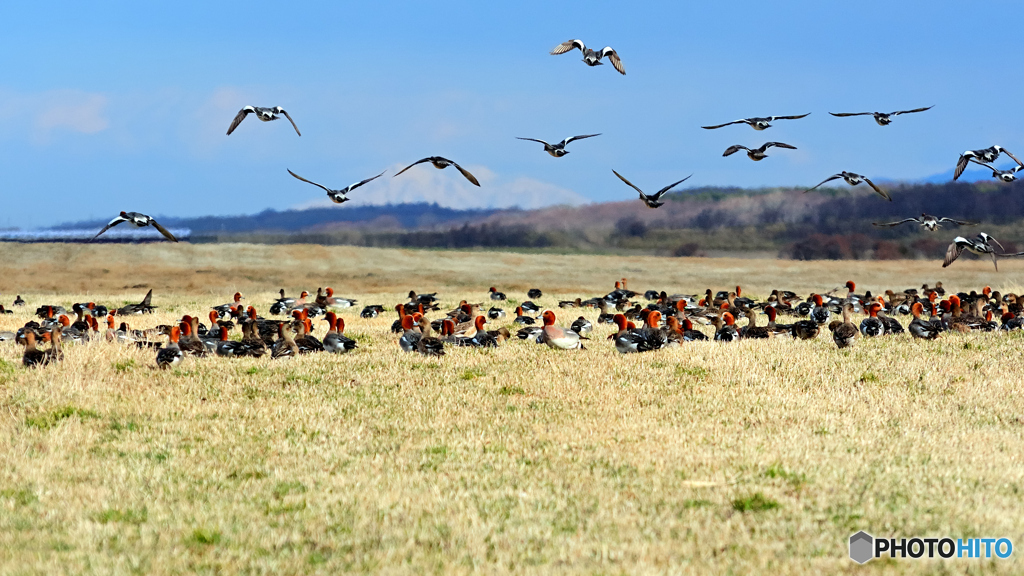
[0,88,110,144]
[289,162,589,211]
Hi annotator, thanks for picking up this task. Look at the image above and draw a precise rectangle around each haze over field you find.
[1,2,1022,228]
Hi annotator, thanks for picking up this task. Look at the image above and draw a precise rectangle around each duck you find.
[806,172,890,201]
[513,306,535,325]
[540,310,586,350]
[831,305,858,349]
[93,212,178,242]
[178,317,209,356]
[215,328,243,357]
[408,291,439,305]
[13,295,25,306]
[722,142,796,161]
[455,317,499,348]
[358,305,382,319]
[156,327,184,369]
[965,160,1024,183]
[944,233,1002,271]
[487,306,506,320]
[954,146,1022,180]
[270,290,308,316]
[612,170,692,209]
[287,169,384,204]
[829,106,932,126]
[527,288,543,299]
[489,287,507,301]
[516,325,544,343]
[570,316,593,335]
[520,301,541,314]
[810,295,831,325]
[740,309,771,339]
[292,313,324,353]
[212,292,244,317]
[680,318,708,341]
[872,213,978,231]
[227,105,300,136]
[116,289,157,315]
[0,305,11,315]
[322,313,358,354]
[21,331,49,367]
[611,314,648,353]
[549,39,625,74]
[702,113,811,131]
[859,303,886,337]
[516,134,600,157]
[558,298,583,309]
[322,287,357,309]
[909,303,942,339]
[239,319,268,358]
[790,318,820,340]
[394,156,480,186]
[399,316,445,356]
[713,312,740,342]
[272,322,300,358]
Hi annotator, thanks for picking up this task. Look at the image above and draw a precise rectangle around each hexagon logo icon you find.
[849,531,874,564]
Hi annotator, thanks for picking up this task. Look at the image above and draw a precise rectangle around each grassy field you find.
[1,243,1024,574]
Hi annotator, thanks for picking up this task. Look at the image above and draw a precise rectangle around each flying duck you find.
[806,172,890,201]
[287,169,385,204]
[944,233,1003,271]
[829,106,933,126]
[954,146,1022,180]
[722,142,796,161]
[612,170,692,209]
[227,106,300,136]
[393,157,480,186]
[516,134,600,157]
[550,40,625,75]
[94,212,178,242]
[965,159,1024,183]
[872,213,977,231]
[702,114,810,131]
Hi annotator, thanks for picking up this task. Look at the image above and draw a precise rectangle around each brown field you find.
[1,243,1024,574]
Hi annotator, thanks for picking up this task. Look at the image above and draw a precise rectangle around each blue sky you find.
[1,1,1019,227]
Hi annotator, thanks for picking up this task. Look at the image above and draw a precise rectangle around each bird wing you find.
[763,142,797,151]
[516,137,550,146]
[967,157,995,170]
[450,162,481,187]
[805,174,842,192]
[601,47,626,75]
[279,109,301,136]
[943,240,965,268]
[287,169,334,194]
[701,120,745,130]
[989,235,1005,251]
[954,155,970,180]
[937,217,978,226]
[723,145,748,157]
[561,133,600,146]
[650,175,693,200]
[93,215,128,240]
[829,112,872,117]
[551,39,584,55]
[393,158,432,177]
[872,218,920,227]
[862,177,891,201]
[149,219,179,242]
[226,107,253,135]
[1001,148,1023,167]
[612,170,645,196]
[769,113,811,121]
[891,106,933,116]
[349,171,386,192]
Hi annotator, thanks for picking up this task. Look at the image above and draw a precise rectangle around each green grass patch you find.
[93,507,148,524]
[113,359,135,373]
[460,367,486,380]
[732,493,779,513]
[0,486,38,506]
[25,406,100,430]
[187,528,222,546]
[498,385,525,396]
[762,463,808,490]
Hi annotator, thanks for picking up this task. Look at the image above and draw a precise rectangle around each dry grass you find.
[1,243,1024,574]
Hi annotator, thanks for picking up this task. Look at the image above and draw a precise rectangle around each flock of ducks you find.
[5,276,1023,368]
[78,37,1023,272]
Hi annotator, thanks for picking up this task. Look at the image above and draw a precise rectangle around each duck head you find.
[541,310,557,326]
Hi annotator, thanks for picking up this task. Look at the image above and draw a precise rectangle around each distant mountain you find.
[51,203,503,234]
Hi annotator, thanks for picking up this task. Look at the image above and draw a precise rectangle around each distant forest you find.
[50,181,1024,260]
